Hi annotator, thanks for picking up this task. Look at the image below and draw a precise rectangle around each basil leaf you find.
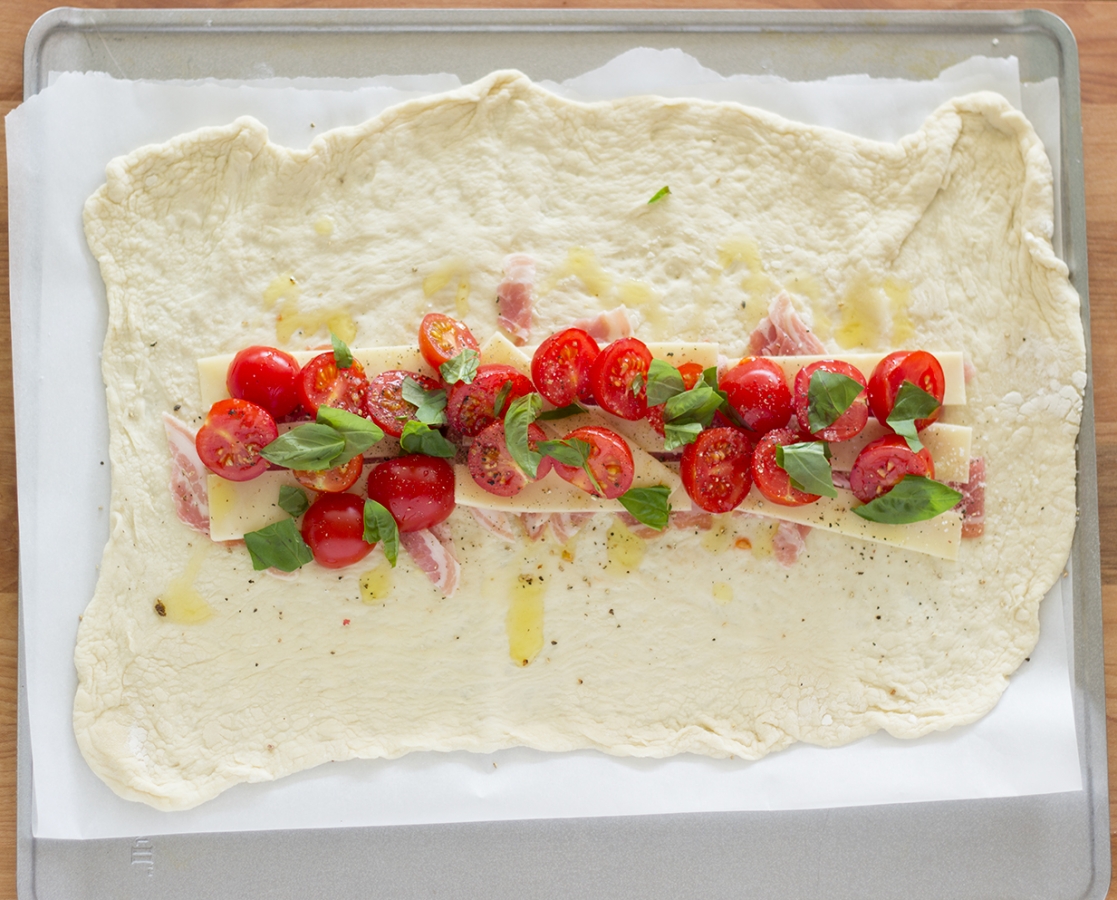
[316,406,384,462]
[538,403,586,421]
[807,370,864,434]
[646,359,686,406]
[278,485,310,518]
[492,381,514,419]
[504,393,544,479]
[401,376,448,426]
[648,185,670,204]
[537,438,591,469]
[853,475,964,524]
[663,382,723,427]
[363,499,399,567]
[260,424,346,471]
[663,420,704,451]
[244,519,313,572]
[886,381,941,453]
[330,331,354,369]
[775,441,837,498]
[631,371,645,397]
[619,485,672,531]
[398,420,457,458]
[440,348,480,385]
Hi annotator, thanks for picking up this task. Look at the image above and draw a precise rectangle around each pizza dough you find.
[77,71,1085,810]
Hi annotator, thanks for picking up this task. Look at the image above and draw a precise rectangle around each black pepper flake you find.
[154,600,166,617]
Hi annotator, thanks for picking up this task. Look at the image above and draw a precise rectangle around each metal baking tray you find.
[16,8,1106,899]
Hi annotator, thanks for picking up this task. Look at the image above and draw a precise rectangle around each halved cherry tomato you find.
[297,352,369,416]
[418,312,480,371]
[680,426,754,513]
[720,357,793,434]
[793,359,868,442]
[548,426,634,499]
[227,346,302,419]
[589,337,652,421]
[467,420,552,497]
[301,492,374,569]
[531,328,600,407]
[366,455,455,533]
[647,361,706,436]
[195,398,277,482]
[751,427,822,507]
[849,434,935,504]
[446,365,534,437]
[867,350,946,431]
[293,455,364,494]
[365,370,442,438]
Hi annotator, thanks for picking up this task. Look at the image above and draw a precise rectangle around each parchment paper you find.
[6,49,1082,841]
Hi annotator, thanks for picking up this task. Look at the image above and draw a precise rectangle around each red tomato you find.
[720,357,793,434]
[418,312,480,371]
[530,328,600,407]
[548,426,634,499]
[365,370,441,438]
[467,420,552,497]
[751,427,822,507]
[297,352,369,416]
[446,365,535,437]
[293,455,364,494]
[195,398,277,482]
[680,426,754,513]
[226,346,302,419]
[867,350,946,431]
[589,337,652,421]
[366,455,455,533]
[300,492,374,569]
[646,361,707,436]
[793,360,868,442]
[849,435,935,504]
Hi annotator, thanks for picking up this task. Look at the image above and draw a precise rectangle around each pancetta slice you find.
[549,512,593,544]
[748,292,825,356]
[950,456,986,538]
[520,512,551,540]
[571,306,635,343]
[496,253,536,346]
[163,412,210,535]
[468,507,522,543]
[773,521,810,567]
[400,523,461,597]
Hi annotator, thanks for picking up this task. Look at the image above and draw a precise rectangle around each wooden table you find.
[1,1,1115,897]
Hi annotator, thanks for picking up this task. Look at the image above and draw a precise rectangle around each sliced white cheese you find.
[758,352,966,406]
[478,332,532,373]
[208,470,299,541]
[826,421,972,483]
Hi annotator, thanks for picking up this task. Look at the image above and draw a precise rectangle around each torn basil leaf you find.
[538,403,585,421]
[363,499,399,567]
[401,376,448,426]
[775,441,836,498]
[330,331,354,369]
[538,437,604,495]
[852,475,963,524]
[807,370,864,434]
[886,381,941,453]
[619,485,671,531]
[648,185,671,204]
[439,348,480,385]
[646,358,686,406]
[261,424,346,471]
[244,519,313,572]
[398,420,457,458]
[278,484,310,518]
[316,406,384,462]
[663,420,704,452]
[504,393,544,479]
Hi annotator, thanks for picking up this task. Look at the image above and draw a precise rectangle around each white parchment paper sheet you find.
[6,49,1082,840]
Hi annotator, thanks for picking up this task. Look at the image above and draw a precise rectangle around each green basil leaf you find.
[648,185,670,204]
[775,441,837,498]
[618,485,672,531]
[538,403,586,421]
[244,519,313,572]
[401,376,448,426]
[398,420,457,458]
[363,499,400,567]
[316,406,384,463]
[537,438,591,469]
[886,380,941,453]
[504,393,544,479]
[664,382,723,427]
[852,475,964,524]
[260,424,346,471]
[807,370,864,434]
[646,358,686,406]
[663,420,704,452]
[330,331,354,369]
[278,484,310,518]
[440,348,480,385]
[631,371,645,397]
[492,380,514,419]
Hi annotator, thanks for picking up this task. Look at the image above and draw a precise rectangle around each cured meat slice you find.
[400,523,461,596]
[163,413,210,535]
[951,456,986,538]
[521,512,551,540]
[496,253,535,346]
[773,521,810,567]
[549,512,593,544]
[748,292,825,356]
[571,306,634,343]
[468,507,522,543]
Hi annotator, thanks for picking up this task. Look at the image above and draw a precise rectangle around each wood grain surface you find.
[1,1,1115,898]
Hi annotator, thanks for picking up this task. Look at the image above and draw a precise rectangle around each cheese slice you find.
[208,470,300,542]
[824,421,971,483]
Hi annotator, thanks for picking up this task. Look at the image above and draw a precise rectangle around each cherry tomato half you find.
[647,361,706,436]
[849,434,935,504]
[590,337,652,421]
[720,357,793,434]
[195,398,278,482]
[446,364,535,437]
[301,492,375,569]
[867,350,946,431]
[297,352,369,416]
[418,312,480,371]
[549,426,634,499]
[365,370,442,438]
[366,455,455,533]
[531,328,600,407]
[467,420,552,497]
[751,427,822,507]
[293,455,364,494]
[226,346,302,419]
[793,360,868,442]
[680,426,754,513]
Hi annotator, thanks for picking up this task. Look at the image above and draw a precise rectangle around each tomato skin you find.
[418,312,480,371]
[531,328,600,407]
[467,420,551,497]
[293,455,364,494]
[680,427,755,513]
[867,350,946,431]
[365,370,441,438]
[301,492,375,569]
[297,353,370,416]
[589,337,652,421]
[793,360,869,442]
[751,427,822,507]
[195,398,278,482]
[446,365,535,437]
[548,426,634,499]
[366,455,455,533]
[849,435,935,504]
[227,346,302,419]
[720,357,793,434]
